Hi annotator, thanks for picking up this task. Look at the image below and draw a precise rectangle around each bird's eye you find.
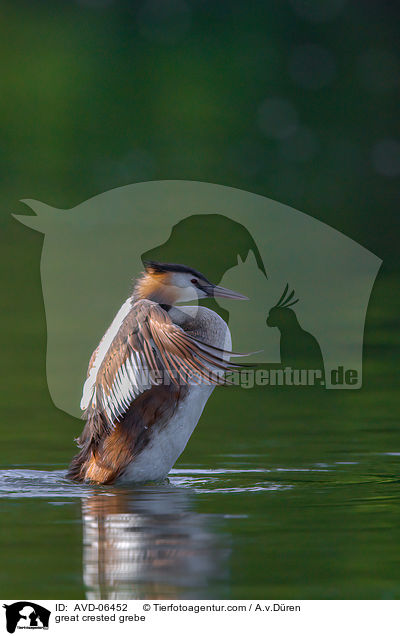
[191,278,198,285]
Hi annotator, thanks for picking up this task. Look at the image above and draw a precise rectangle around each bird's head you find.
[135,261,249,305]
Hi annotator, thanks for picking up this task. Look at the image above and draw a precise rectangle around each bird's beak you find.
[208,284,249,300]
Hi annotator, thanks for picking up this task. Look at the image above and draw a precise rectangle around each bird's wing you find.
[81,299,239,434]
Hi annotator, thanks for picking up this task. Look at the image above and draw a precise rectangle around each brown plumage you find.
[67,261,250,484]
[67,383,185,484]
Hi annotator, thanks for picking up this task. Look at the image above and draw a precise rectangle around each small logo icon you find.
[2,602,50,633]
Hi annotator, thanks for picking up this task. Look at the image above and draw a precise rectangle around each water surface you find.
[1,444,400,599]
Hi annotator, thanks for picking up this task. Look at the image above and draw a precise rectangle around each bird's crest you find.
[142,260,210,281]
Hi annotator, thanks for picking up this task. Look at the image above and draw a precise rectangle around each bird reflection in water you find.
[81,485,230,599]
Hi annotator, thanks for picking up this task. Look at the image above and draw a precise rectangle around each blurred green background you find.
[0,0,399,600]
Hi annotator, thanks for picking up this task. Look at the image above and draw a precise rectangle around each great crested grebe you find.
[67,261,249,484]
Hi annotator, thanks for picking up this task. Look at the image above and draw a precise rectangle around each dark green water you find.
[0,277,399,600]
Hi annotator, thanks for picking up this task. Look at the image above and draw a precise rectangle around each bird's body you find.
[67,262,246,485]
[106,304,230,484]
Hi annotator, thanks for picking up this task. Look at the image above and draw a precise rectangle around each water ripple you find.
[0,469,96,499]
[0,462,352,500]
